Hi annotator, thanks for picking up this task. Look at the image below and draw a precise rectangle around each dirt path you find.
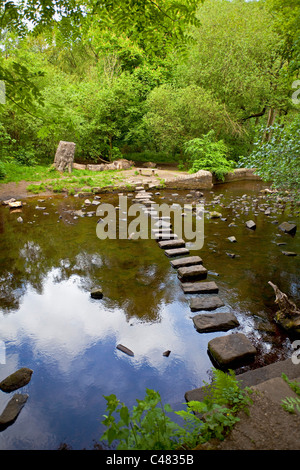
[0,168,187,201]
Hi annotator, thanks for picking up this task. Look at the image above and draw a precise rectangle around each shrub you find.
[239,114,300,198]
[184,130,235,181]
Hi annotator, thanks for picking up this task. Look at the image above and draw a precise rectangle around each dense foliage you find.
[0,0,299,191]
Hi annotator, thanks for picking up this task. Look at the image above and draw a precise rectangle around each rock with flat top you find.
[170,256,202,269]
[190,295,224,311]
[181,281,219,294]
[208,333,257,367]
[158,239,185,249]
[193,312,239,333]
[177,265,207,281]
[164,248,190,258]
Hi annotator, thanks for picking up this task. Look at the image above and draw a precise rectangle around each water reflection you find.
[0,183,299,449]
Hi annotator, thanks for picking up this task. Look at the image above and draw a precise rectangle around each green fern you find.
[281,397,300,414]
[281,373,300,414]
[203,368,252,413]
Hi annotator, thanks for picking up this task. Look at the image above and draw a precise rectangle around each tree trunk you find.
[262,107,277,142]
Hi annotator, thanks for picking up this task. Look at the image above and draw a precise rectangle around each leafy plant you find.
[101,389,184,450]
[281,373,300,414]
[184,130,235,181]
[281,397,300,414]
[101,368,252,450]
[239,114,300,199]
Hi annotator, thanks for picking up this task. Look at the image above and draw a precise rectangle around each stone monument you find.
[54,141,76,173]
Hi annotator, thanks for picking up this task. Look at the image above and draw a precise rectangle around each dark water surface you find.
[0,181,299,449]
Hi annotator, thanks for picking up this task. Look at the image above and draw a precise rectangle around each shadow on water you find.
[0,180,299,449]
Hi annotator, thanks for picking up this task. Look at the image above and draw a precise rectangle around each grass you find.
[0,162,125,194]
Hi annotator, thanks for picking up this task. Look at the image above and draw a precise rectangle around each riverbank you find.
[0,167,262,201]
[188,357,300,450]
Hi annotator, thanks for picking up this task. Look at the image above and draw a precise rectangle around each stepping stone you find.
[282,251,297,256]
[154,233,178,241]
[135,193,152,199]
[245,220,256,230]
[181,281,219,294]
[170,256,203,269]
[278,222,297,236]
[164,248,190,258]
[193,312,239,333]
[158,239,186,249]
[177,265,207,281]
[190,295,224,311]
[154,220,172,228]
[208,333,257,367]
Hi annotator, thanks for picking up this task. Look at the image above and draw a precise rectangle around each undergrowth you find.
[100,368,252,450]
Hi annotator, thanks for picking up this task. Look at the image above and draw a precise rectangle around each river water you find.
[0,181,299,449]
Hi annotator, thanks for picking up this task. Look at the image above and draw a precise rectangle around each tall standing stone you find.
[54,141,76,173]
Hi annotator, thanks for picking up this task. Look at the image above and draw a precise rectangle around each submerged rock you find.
[0,368,33,393]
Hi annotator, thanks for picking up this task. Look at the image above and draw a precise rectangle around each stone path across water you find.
[135,185,257,371]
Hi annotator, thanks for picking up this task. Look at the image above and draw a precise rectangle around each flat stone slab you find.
[154,233,178,240]
[170,256,203,269]
[177,265,207,281]
[158,239,185,249]
[181,281,219,294]
[208,333,257,367]
[164,248,190,258]
[193,312,240,333]
[190,295,224,311]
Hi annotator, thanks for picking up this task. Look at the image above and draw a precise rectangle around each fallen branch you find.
[268,281,300,332]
